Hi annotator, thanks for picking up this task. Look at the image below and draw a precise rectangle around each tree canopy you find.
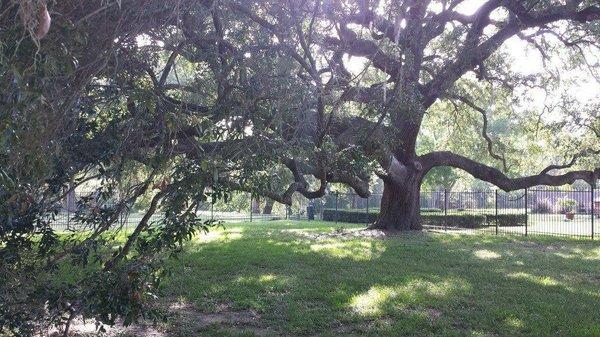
[0,0,599,334]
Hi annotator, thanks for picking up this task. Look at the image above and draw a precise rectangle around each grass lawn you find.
[136,220,600,337]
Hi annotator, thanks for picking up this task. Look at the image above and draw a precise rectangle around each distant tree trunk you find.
[252,196,261,213]
[263,199,274,214]
[64,183,77,212]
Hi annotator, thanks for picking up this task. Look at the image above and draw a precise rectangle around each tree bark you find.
[370,171,423,231]
[263,198,274,214]
[252,196,261,214]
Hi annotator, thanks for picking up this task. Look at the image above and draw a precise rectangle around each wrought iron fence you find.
[314,188,598,239]
[49,187,599,239]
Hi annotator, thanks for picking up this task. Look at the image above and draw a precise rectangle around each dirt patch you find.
[53,299,271,337]
[168,300,262,327]
[169,300,272,336]
[48,318,167,337]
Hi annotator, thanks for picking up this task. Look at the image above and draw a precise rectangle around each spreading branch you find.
[421,151,599,191]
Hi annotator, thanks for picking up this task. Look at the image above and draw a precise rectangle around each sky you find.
[344,0,599,119]
[138,0,599,120]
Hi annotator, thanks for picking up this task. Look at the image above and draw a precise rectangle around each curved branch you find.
[448,94,508,171]
[421,151,599,191]
[223,179,299,206]
[540,149,600,175]
[424,3,600,107]
[320,35,401,76]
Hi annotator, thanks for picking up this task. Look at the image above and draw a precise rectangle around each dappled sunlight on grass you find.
[349,286,396,316]
[196,226,244,243]
[159,221,600,336]
[504,316,525,329]
[258,273,276,283]
[506,272,561,287]
[349,278,471,317]
[548,246,600,262]
[573,246,600,261]
[234,273,291,290]
[473,249,501,260]
[310,240,385,261]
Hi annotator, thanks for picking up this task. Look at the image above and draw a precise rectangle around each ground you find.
[69,220,599,337]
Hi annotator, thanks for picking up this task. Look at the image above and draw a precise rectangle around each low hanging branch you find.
[103,189,166,271]
[421,151,599,191]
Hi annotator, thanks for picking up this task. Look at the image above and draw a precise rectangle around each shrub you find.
[532,198,553,214]
[421,208,443,213]
[421,214,487,228]
[556,198,578,213]
[487,214,527,227]
[323,209,488,228]
[322,209,378,223]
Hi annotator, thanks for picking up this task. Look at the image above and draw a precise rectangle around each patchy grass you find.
[145,220,600,337]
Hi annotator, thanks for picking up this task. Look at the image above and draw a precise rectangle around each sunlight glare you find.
[473,249,501,260]
[454,0,487,16]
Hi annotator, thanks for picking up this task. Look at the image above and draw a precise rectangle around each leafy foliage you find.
[0,0,599,333]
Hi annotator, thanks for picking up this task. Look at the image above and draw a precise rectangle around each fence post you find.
[524,188,528,236]
[592,186,595,240]
[495,189,498,235]
[366,196,369,225]
[335,193,339,224]
[211,197,214,221]
[66,204,70,231]
[249,194,253,222]
[444,189,448,231]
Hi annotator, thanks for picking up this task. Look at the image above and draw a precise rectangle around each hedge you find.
[323,209,378,223]
[487,214,527,227]
[420,214,486,228]
[322,209,527,228]
[421,208,443,213]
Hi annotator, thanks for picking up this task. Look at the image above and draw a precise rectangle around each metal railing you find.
[316,188,598,239]
[48,187,599,239]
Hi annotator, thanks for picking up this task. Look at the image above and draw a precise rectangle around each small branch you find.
[103,190,165,271]
[449,94,508,171]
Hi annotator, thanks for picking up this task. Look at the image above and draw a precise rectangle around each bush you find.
[323,209,488,228]
[421,214,487,228]
[487,214,527,227]
[532,198,553,213]
[556,198,578,213]
[421,208,443,213]
[322,209,378,223]
[322,209,527,228]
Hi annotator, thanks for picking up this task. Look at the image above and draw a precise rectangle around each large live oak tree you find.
[1,0,599,333]
[218,0,600,230]
[34,0,595,231]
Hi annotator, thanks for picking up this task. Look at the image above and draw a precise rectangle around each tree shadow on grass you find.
[162,224,600,337]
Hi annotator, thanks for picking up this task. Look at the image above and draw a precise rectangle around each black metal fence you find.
[313,188,599,239]
[49,189,287,232]
[49,187,599,239]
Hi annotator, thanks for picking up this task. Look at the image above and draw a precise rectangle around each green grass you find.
[158,220,600,337]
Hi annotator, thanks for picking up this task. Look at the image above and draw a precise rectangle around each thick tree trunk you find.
[370,173,423,231]
[263,199,274,214]
[252,197,261,214]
